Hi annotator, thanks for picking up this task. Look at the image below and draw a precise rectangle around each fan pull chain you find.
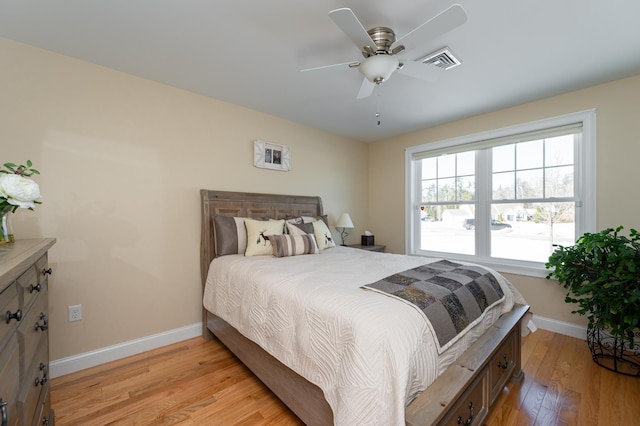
[375,84,381,126]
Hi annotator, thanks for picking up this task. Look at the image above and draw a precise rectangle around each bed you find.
[200,189,530,425]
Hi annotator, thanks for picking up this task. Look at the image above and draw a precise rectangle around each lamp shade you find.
[358,54,399,84]
[336,213,354,229]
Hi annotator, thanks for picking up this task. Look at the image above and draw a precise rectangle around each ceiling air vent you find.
[418,47,461,70]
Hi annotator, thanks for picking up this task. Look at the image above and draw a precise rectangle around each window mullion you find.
[573,132,583,241]
[476,149,490,257]
[411,160,423,253]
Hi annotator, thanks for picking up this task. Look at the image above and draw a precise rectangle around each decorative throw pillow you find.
[286,217,304,226]
[286,222,314,237]
[270,234,319,257]
[302,215,329,226]
[244,219,285,256]
[313,220,336,250]
[213,215,248,257]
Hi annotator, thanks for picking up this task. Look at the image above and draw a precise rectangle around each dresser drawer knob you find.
[28,283,42,293]
[5,309,22,324]
[35,313,48,331]
[35,363,48,387]
[42,267,52,276]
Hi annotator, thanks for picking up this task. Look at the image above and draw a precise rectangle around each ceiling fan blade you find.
[356,78,375,99]
[301,61,359,73]
[328,8,376,52]
[396,59,445,82]
[395,4,467,58]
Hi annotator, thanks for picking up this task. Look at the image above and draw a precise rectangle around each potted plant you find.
[546,226,640,376]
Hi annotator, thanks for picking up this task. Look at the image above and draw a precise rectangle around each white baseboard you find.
[49,322,202,379]
[49,316,586,379]
[532,314,587,340]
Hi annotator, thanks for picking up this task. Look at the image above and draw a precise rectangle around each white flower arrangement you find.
[0,161,42,242]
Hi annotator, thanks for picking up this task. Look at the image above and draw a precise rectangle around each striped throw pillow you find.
[270,234,319,257]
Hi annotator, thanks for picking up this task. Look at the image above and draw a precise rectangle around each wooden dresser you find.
[0,238,56,426]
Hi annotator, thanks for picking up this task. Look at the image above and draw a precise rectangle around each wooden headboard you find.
[199,189,324,292]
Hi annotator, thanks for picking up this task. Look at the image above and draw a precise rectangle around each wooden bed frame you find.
[200,189,529,425]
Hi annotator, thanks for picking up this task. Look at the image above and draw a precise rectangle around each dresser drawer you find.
[16,264,40,311]
[18,288,49,376]
[35,254,49,281]
[33,382,52,426]
[0,334,20,426]
[18,337,49,425]
[488,330,516,403]
[1,282,20,346]
[441,369,489,426]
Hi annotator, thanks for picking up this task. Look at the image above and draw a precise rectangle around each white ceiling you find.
[2,0,640,143]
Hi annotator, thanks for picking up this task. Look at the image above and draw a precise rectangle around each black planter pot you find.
[586,323,640,377]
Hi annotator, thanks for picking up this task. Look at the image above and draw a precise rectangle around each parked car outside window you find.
[463,219,512,230]
[421,213,435,222]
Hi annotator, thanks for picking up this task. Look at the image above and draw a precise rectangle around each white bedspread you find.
[203,247,526,426]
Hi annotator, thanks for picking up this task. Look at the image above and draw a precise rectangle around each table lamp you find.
[336,213,354,246]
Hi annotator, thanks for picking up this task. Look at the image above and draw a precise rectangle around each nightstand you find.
[348,244,385,252]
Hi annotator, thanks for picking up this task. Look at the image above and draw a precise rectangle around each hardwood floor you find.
[51,336,302,425]
[484,329,640,426]
[51,329,640,425]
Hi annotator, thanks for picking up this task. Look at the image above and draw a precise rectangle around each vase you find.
[0,211,14,244]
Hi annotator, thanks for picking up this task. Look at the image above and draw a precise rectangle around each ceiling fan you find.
[302,4,467,99]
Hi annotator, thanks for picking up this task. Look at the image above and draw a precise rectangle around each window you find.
[406,110,596,277]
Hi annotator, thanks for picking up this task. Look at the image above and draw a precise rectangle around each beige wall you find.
[0,37,368,360]
[5,32,640,360]
[369,73,640,327]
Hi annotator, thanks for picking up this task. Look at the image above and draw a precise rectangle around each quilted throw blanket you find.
[363,259,505,354]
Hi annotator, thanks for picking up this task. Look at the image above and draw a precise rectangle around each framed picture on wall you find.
[253,140,291,171]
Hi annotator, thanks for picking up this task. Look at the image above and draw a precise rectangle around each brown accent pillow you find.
[213,215,247,257]
[287,222,314,235]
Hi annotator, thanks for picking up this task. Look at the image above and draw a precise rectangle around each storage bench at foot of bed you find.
[406,304,529,426]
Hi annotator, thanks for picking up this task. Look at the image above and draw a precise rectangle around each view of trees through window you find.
[418,134,577,263]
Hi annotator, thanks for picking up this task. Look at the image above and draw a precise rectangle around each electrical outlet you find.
[68,305,82,322]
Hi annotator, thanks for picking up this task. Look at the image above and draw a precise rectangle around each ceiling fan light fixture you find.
[359,54,399,84]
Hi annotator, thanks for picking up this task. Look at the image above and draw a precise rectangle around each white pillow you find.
[244,219,285,256]
[313,220,336,250]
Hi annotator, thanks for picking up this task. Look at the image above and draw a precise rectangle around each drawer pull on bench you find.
[29,283,42,293]
[42,267,52,276]
[457,401,474,425]
[1,399,7,426]
[5,309,22,324]
[497,354,509,369]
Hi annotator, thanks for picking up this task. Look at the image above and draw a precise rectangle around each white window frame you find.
[405,109,596,277]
